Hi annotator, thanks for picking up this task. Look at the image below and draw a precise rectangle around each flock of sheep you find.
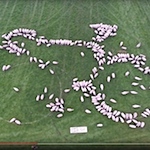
[0,23,150,130]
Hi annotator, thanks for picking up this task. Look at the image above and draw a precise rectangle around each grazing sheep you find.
[9,118,16,123]
[131,82,139,86]
[119,41,123,47]
[49,94,54,100]
[40,94,44,100]
[129,124,136,129]
[14,119,21,125]
[57,113,63,118]
[80,52,85,57]
[85,109,91,114]
[52,61,59,65]
[125,71,130,76]
[140,85,146,90]
[13,87,19,92]
[80,96,84,102]
[100,84,104,91]
[49,69,55,74]
[107,76,111,82]
[64,89,70,93]
[134,76,142,81]
[67,108,74,112]
[121,91,129,95]
[97,123,103,127]
[44,87,48,93]
[110,98,117,103]
[130,91,138,95]
[111,72,116,79]
[136,42,141,48]
[36,95,40,101]
[132,104,141,108]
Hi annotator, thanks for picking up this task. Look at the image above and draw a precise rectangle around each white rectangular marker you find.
[70,126,88,134]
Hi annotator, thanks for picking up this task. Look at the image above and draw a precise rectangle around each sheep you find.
[136,42,141,48]
[140,85,146,90]
[13,87,19,92]
[44,87,48,93]
[52,61,59,65]
[57,113,63,118]
[64,89,70,93]
[110,98,117,103]
[9,118,16,123]
[97,123,103,127]
[49,69,55,74]
[121,91,129,95]
[130,91,138,94]
[80,52,85,57]
[85,109,91,114]
[132,104,141,108]
[14,119,21,125]
[99,84,104,91]
[111,72,116,79]
[134,76,142,81]
[67,108,74,112]
[107,76,111,82]
[125,71,130,76]
[129,124,136,129]
[49,94,54,100]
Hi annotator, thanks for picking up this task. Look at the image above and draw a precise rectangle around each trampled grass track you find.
[0,0,150,144]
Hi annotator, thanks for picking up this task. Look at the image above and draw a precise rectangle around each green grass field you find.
[0,0,150,145]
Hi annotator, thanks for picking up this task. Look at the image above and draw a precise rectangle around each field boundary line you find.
[38,142,150,145]
[0,142,37,145]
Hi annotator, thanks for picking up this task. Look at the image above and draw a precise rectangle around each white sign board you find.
[70,126,88,134]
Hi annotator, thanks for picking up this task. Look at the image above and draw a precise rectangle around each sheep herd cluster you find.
[0,23,150,129]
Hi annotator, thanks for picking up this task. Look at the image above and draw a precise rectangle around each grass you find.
[0,0,150,146]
